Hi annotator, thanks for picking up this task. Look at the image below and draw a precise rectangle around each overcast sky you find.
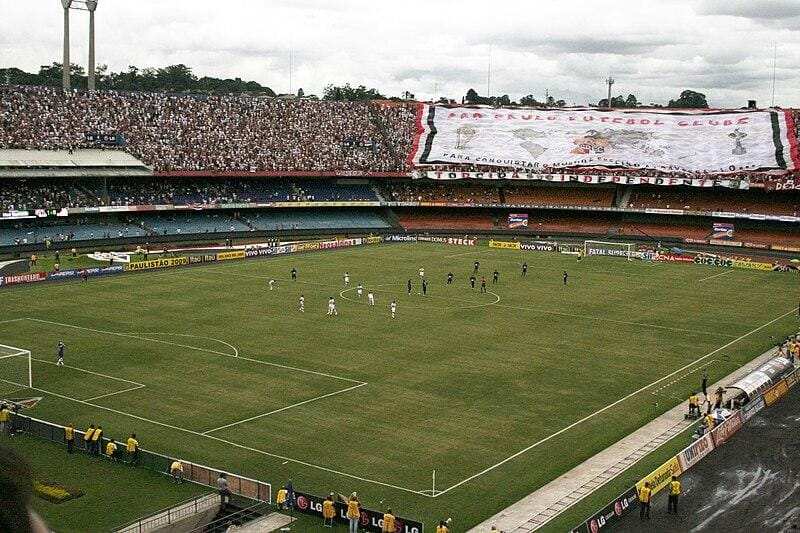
[2,0,800,107]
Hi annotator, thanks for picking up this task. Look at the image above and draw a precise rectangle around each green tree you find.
[668,90,709,108]
[322,83,385,101]
[519,94,541,106]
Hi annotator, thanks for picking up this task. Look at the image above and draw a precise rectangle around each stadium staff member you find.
[170,460,184,483]
[382,509,396,533]
[126,433,139,464]
[638,481,652,520]
[83,424,96,452]
[217,473,231,505]
[667,475,681,514]
[322,493,336,527]
[105,438,118,460]
[0,403,10,435]
[91,425,104,455]
[346,492,361,533]
[64,424,75,454]
[276,486,288,510]
[688,392,700,417]
[436,520,450,533]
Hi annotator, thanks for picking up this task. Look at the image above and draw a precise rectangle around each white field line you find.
[697,270,734,282]
[82,384,146,402]
[12,381,427,497]
[432,307,798,498]
[31,358,145,387]
[649,359,717,396]
[24,318,363,384]
[203,382,368,435]
[0,318,28,325]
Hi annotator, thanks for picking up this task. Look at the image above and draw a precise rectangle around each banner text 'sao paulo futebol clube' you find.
[409,106,800,174]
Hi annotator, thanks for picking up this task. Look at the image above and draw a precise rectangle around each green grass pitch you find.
[0,242,797,531]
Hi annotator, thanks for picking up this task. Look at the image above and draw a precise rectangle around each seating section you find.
[246,209,389,230]
[628,187,800,216]
[503,186,615,207]
[137,213,251,235]
[0,218,147,245]
[397,209,497,230]
[380,182,501,204]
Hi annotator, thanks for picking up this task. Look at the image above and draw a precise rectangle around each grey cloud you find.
[482,35,677,56]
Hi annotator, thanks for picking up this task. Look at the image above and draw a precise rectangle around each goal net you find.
[584,240,635,261]
[0,344,32,398]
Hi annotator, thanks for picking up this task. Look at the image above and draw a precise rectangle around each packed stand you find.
[0,86,410,172]
[0,179,94,211]
[379,181,501,204]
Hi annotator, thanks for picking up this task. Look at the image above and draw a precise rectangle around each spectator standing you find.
[64,423,75,454]
[285,478,295,510]
[346,492,361,533]
[217,473,231,505]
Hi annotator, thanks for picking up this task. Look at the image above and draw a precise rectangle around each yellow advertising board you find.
[216,250,246,261]
[636,456,682,496]
[124,256,189,272]
[488,240,521,250]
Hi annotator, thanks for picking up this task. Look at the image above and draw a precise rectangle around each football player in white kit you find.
[357,283,364,298]
[343,272,350,286]
[390,299,397,319]
[299,294,305,313]
[367,291,375,306]
[419,267,425,279]
[327,297,338,316]
[269,279,275,291]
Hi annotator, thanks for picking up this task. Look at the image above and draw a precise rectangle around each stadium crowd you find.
[4,85,797,180]
[0,86,416,173]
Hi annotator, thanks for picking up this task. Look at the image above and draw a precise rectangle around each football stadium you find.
[2,2,800,533]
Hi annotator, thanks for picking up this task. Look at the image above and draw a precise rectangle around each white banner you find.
[421,170,750,188]
[410,106,799,174]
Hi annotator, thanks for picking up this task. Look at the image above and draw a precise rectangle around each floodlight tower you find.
[62,0,73,90]
[87,0,98,91]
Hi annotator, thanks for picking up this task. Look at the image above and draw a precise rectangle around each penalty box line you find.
[431,306,798,498]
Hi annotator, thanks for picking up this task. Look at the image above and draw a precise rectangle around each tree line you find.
[1,63,710,107]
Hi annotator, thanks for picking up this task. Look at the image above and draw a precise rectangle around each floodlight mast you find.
[62,0,73,90]
[60,0,99,92]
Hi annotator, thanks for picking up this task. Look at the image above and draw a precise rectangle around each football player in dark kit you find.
[522,262,528,276]
[446,272,454,285]
[469,274,476,289]
[407,279,412,295]
[563,271,568,285]
[290,267,297,281]
[422,278,428,296]
[473,260,480,272]
[493,270,499,284]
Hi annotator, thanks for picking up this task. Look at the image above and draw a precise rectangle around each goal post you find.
[0,344,33,396]
[583,240,635,261]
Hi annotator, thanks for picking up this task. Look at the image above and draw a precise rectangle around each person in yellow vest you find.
[91,425,104,455]
[83,424,95,452]
[667,475,681,514]
[0,404,10,435]
[105,438,118,460]
[688,392,700,418]
[346,492,361,533]
[322,493,336,527]
[276,486,288,510]
[638,481,652,520]
[436,520,450,533]
[382,509,396,533]
[170,460,184,483]
[64,424,75,454]
[704,413,715,431]
[126,433,139,464]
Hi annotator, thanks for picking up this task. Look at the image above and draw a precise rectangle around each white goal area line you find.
[431,307,798,498]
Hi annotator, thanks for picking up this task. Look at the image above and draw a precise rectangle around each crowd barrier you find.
[572,361,799,533]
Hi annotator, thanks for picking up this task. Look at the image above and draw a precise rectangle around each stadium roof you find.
[0,149,152,178]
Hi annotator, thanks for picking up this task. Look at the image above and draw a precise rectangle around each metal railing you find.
[115,493,221,533]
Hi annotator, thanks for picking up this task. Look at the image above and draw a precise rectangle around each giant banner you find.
[409,106,799,174]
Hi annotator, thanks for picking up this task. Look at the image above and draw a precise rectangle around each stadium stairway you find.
[196,496,269,533]
[615,186,632,209]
